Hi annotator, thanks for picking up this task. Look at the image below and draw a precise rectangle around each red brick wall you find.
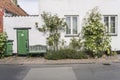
[0,7,3,33]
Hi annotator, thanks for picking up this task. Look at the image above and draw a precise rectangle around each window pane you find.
[73,17,77,34]
[66,17,71,34]
[104,16,109,32]
[110,17,115,33]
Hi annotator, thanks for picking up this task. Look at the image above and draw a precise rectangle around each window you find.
[104,15,117,35]
[65,16,78,35]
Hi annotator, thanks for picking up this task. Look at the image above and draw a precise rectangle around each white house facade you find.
[4,0,120,53]
[39,0,120,51]
[4,16,46,53]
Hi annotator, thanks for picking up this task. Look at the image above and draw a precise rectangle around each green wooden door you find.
[17,29,29,55]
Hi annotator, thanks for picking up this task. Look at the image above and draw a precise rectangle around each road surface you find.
[0,63,120,80]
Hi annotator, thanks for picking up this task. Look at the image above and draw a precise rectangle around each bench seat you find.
[29,45,47,54]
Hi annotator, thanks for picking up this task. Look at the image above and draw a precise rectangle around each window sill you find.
[65,34,79,37]
[107,33,117,36]
[108,33,117,36]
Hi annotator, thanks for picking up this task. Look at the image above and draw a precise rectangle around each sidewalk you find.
[0,55,120,65]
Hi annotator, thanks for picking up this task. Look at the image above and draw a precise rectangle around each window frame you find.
[103,15,118,36]
[65,15,79,37]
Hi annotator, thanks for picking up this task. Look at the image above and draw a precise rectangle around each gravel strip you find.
[0,55,120,65]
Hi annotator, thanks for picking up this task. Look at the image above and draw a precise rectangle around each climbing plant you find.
[36,12,66,51]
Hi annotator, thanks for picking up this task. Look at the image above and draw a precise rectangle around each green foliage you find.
[0,32,7,58]
[36,12,67,51]
[45,49,87,60]
[111,51,117,56]
[69,37,82,50]
[59,39,66,49]
[106,50,117,56]
[82,7,111,58]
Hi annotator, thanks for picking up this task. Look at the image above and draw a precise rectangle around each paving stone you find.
[23,67,77,80]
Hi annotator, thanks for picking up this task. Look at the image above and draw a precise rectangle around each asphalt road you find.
[0,63,120,80]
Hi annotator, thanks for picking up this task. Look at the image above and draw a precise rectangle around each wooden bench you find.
[29,45,47,54]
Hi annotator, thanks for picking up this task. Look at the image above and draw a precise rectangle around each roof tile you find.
[0,0,28,16]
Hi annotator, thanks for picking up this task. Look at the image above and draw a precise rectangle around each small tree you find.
[36,12,66,51]
[0,32,7,58]
[82,7,111,57]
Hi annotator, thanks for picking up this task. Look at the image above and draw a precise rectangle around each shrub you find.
[69,37,82,50]
[81,7,111,58]
[45,49,88,60]
[106,50,117,56]
[0,32,7,58]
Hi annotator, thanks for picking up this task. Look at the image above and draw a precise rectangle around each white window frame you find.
[65,15,78,36]
[103,15,118,36]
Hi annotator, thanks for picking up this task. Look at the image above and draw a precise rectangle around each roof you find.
[0,0,28,16]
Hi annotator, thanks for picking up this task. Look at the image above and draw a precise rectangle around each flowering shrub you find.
[82,7,111,57]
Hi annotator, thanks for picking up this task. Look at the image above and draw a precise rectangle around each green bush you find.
[45,49,88,60]
[69,37,82,50]
[81,7,111,58]
[0,32,7,58]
